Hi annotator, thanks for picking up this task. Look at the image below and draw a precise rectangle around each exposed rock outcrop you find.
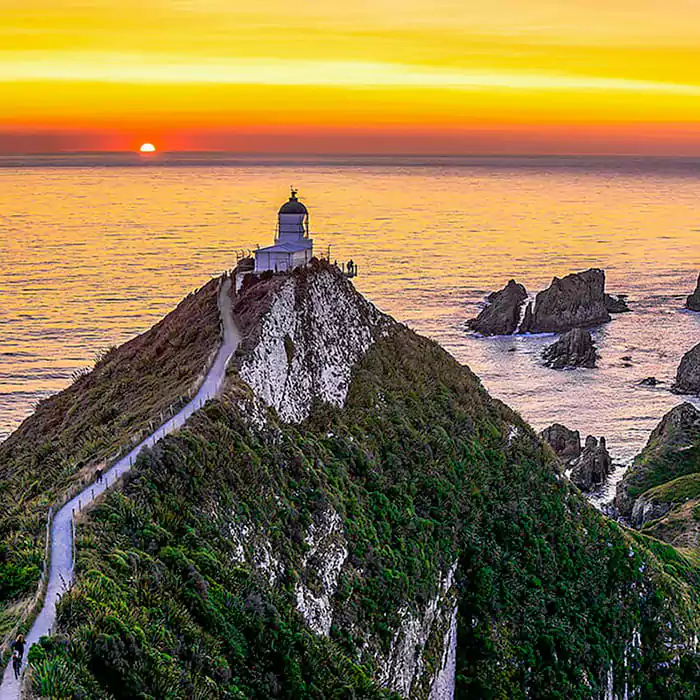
[570,436,613,491]
[519,268,611,333]
[674,342,700,395]
[467,280,528,335]
[541,425,612,490]
[236,264,393,422]
[686,273,700,311]
[377,562,459,698]
[542,328,598,369]
[294,507,349,636]
[615,403,700,518]
[640,377,662,386]
[630,494,673,529]
[540,423,582,462]
[604,293,630,313]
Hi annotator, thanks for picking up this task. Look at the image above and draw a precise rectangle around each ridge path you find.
[1,277,240,698]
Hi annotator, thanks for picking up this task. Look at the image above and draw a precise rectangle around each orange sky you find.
[3,0,700,154]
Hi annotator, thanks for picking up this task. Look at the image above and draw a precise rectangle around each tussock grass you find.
[0,277,222,644]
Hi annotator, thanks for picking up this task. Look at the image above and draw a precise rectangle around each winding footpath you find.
[1,278,240,698]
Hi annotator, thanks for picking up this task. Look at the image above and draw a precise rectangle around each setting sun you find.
[139,143,156,153]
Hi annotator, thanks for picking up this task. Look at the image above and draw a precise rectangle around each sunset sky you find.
[3,0,700,154]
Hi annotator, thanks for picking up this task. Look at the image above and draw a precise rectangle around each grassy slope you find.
[623,442,700,506]
[0,278,221,640]
[617,406,700,549]
[29,326,700,699]
[645,473,700,505]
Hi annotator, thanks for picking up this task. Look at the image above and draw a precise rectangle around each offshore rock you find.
[540,423,581,462]
[519,268,611,333]
[674,342,700,395]
[605,293,631,313]
[467,280,528,335]
[570,436,613,491]
[686,273,700,311]
[640,376,662,386]
[542,328,598,369]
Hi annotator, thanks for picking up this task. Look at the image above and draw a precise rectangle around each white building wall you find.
[292,250,311,268]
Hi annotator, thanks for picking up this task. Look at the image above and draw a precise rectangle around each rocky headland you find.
[542,328,598,369]
[686,273,700,312]
[4,261,700,698]
[615,403,700,528]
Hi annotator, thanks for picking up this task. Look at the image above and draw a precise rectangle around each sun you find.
[139,143,156,153]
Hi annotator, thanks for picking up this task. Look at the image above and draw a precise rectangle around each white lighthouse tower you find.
[254,188,314,273]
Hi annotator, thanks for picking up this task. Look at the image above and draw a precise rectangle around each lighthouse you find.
[254,188,314,273]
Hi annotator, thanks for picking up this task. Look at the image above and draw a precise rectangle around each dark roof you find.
[279,189,308,215]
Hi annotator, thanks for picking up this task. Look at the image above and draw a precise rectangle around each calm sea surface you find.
[1,156,699,502]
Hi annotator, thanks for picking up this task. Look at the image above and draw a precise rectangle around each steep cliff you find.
[616,403,700,519]
[17,264,700,699]
[234,263,393,423]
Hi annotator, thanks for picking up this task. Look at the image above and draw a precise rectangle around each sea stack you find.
[686,273,700,311]
[519,268,611,333]
[674,342,700,395]
[467,280,528,335]
[570,436,613,491]
[542,328,598,369]
[540,423,582,462]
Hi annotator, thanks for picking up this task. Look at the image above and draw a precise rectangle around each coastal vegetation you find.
[0,279,221,647]
[615,403,700,525]
[28,309,700,698]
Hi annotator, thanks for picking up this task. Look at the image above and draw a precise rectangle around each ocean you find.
[1,154,699,504]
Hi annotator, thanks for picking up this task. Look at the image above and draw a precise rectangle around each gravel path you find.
[1,277,240,698]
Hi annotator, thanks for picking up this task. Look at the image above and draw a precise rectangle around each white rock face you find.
[239,269,392,423]
[377,561,459,697]
[227,521,284,586]
[429,604,458,700]
[295,507,348,636]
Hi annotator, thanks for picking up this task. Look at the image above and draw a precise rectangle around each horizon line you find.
[5,150,700,160]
